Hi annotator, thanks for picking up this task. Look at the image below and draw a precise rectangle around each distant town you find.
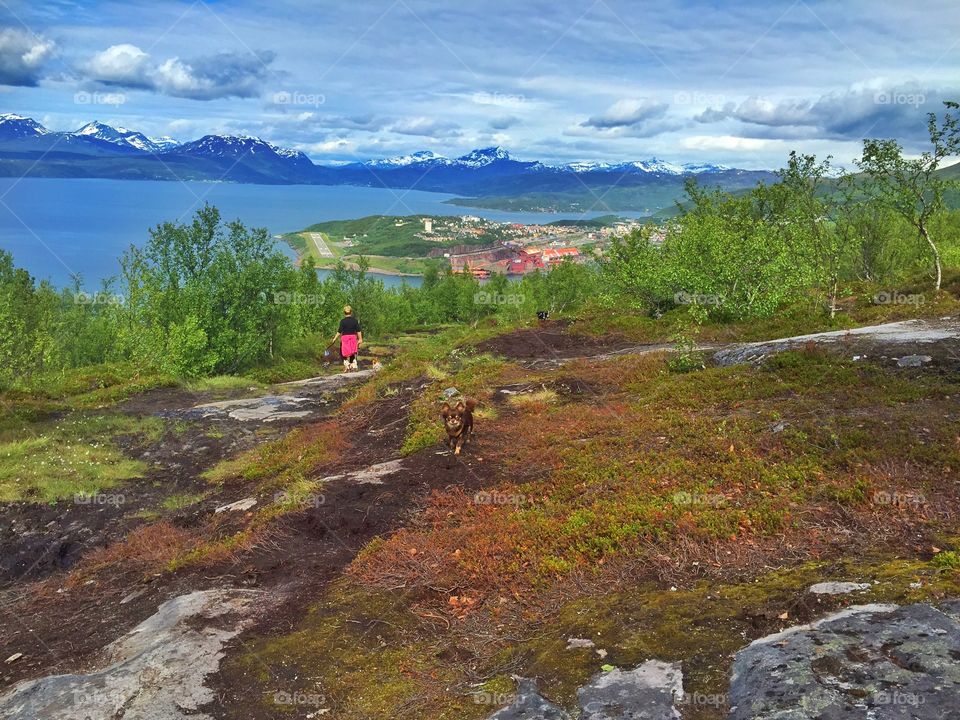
[306,214,651,277]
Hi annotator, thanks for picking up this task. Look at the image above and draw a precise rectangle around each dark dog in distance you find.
[440,398,476,457]
[537,310,550,321]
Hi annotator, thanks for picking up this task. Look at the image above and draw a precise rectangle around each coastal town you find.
[290,213,653,278]
[385,215,646,277]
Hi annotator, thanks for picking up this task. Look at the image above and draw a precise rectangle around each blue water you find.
[0,178,639,289]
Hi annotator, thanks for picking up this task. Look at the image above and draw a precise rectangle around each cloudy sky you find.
[1,0,958,168]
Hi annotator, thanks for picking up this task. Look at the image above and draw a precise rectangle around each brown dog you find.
[440,398,476,456]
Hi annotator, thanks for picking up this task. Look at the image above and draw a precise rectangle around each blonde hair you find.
[343,305,353,316]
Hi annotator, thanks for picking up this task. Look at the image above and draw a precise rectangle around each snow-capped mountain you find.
[0,113,50,140]
[364,150,449,168]
[165,134,317,183]
[172,135,310,163]
[454,146,512,168]
[563,160,615,172]
[0,114,776,202]
[679,162,730,174]
[557,158,729,175]
[72,121,179,153]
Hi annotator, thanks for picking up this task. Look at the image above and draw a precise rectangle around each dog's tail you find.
[464,398,477,411]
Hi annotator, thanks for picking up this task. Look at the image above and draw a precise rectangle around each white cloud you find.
[683,135,773,151]
[80,45,275,100]
[83,44,152,86]
[582,98,668,129]
[0,28,55,87]
[296,138,358,154]
[389,116,461,138]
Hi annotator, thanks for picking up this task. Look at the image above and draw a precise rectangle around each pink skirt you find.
[340,334,359,357]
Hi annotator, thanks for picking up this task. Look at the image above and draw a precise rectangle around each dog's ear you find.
[440,402,450,417]
[454,400,465,412]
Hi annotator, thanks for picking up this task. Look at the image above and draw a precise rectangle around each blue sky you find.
[1,0,958,168]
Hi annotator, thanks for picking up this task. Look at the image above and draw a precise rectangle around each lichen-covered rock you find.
[0,590,264,720]
[486,662,684,720]
[729,602,960,719]
[486,678,571,719]
[807,581,871,595]
[577,660,683,719]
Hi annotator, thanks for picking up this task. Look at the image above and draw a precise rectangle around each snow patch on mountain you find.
[365,150,450,168]
[72,121,179,153]
[169,135,311,166]
[0,113,50,138]
[455,146,512,167]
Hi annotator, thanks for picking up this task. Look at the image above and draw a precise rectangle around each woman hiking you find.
[332,305,363,372]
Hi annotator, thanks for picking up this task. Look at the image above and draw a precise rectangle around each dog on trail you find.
[440,398,476,456]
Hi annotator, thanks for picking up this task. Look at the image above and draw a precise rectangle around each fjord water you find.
[0,178,631,289]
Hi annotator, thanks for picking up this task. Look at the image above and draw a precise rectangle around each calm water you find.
[0,178,639,289]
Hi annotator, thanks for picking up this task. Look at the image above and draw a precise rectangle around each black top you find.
[338,316,361,335]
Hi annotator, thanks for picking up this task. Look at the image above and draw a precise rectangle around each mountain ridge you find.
[0,114,778,207]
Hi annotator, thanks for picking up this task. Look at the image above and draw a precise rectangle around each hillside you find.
[2,295,960,718]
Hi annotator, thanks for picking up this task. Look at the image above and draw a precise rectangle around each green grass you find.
[184,375,264,394]
[160,492,206,510]
[0,413,160,502]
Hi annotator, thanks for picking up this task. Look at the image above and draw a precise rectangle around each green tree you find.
[856,100,960,291]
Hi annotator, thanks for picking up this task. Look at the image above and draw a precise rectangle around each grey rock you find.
[118,588,147,605]
[896,354,933,368]
[566,637,596,650]
[729,602,960,719]
[281,367,379,387]
[486,678,571,719]
[807,581,872,595]
[0,589,264,720]
[578,661,683,719]
[214,497,257,513]
[317,459,405,486]
[714,320,958,367]
[442,387,460,399]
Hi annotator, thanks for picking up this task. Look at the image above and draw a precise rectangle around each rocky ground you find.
[2,317,960,719]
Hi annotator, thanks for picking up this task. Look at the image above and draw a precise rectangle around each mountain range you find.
[0,114,777,210]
